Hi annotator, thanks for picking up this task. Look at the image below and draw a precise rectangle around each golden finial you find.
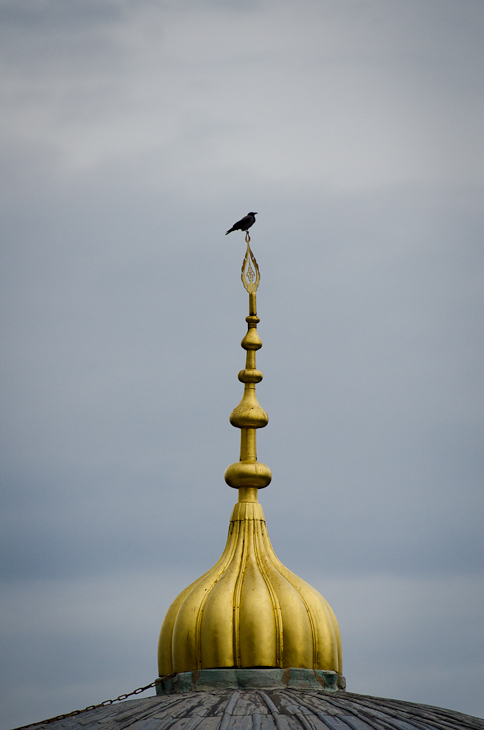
[157,234,343,681]
[224,232,272,496]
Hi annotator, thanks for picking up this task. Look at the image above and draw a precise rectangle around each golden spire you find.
[158,234,342,678]
[224,234,272,495]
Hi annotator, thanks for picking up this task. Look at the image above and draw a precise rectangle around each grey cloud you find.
[0,0,122,29]
[1,1,483,727]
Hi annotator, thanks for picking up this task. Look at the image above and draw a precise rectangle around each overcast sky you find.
[1,1,483,728]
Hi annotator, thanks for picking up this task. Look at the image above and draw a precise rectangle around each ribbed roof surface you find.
[30,689,483,730]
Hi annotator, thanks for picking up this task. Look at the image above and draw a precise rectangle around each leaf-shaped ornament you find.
[241,242,260,293]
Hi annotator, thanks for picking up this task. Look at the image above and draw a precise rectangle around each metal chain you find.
[11,674,175,730]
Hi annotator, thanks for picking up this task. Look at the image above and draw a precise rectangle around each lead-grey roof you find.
[25,689,484,730]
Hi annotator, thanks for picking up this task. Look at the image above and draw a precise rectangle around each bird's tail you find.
[225,228,234,235]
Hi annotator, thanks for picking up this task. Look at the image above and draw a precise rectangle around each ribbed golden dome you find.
[158,490,342,675]
[158,234,342,680]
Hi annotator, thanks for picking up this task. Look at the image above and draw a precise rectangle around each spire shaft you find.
[224,235,272,493]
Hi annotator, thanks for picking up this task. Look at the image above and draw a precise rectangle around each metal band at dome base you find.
[156,668,346,695]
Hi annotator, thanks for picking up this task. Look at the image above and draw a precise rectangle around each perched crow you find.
[225,212,257,235]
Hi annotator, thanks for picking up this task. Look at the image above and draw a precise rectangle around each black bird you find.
[225,212,257,235]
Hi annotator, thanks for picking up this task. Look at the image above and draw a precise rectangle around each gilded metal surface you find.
[158,491,342,675]
[225,240,271,489]
[157,236,342,679]
[224,459,272,489]
[241,234,260,293]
